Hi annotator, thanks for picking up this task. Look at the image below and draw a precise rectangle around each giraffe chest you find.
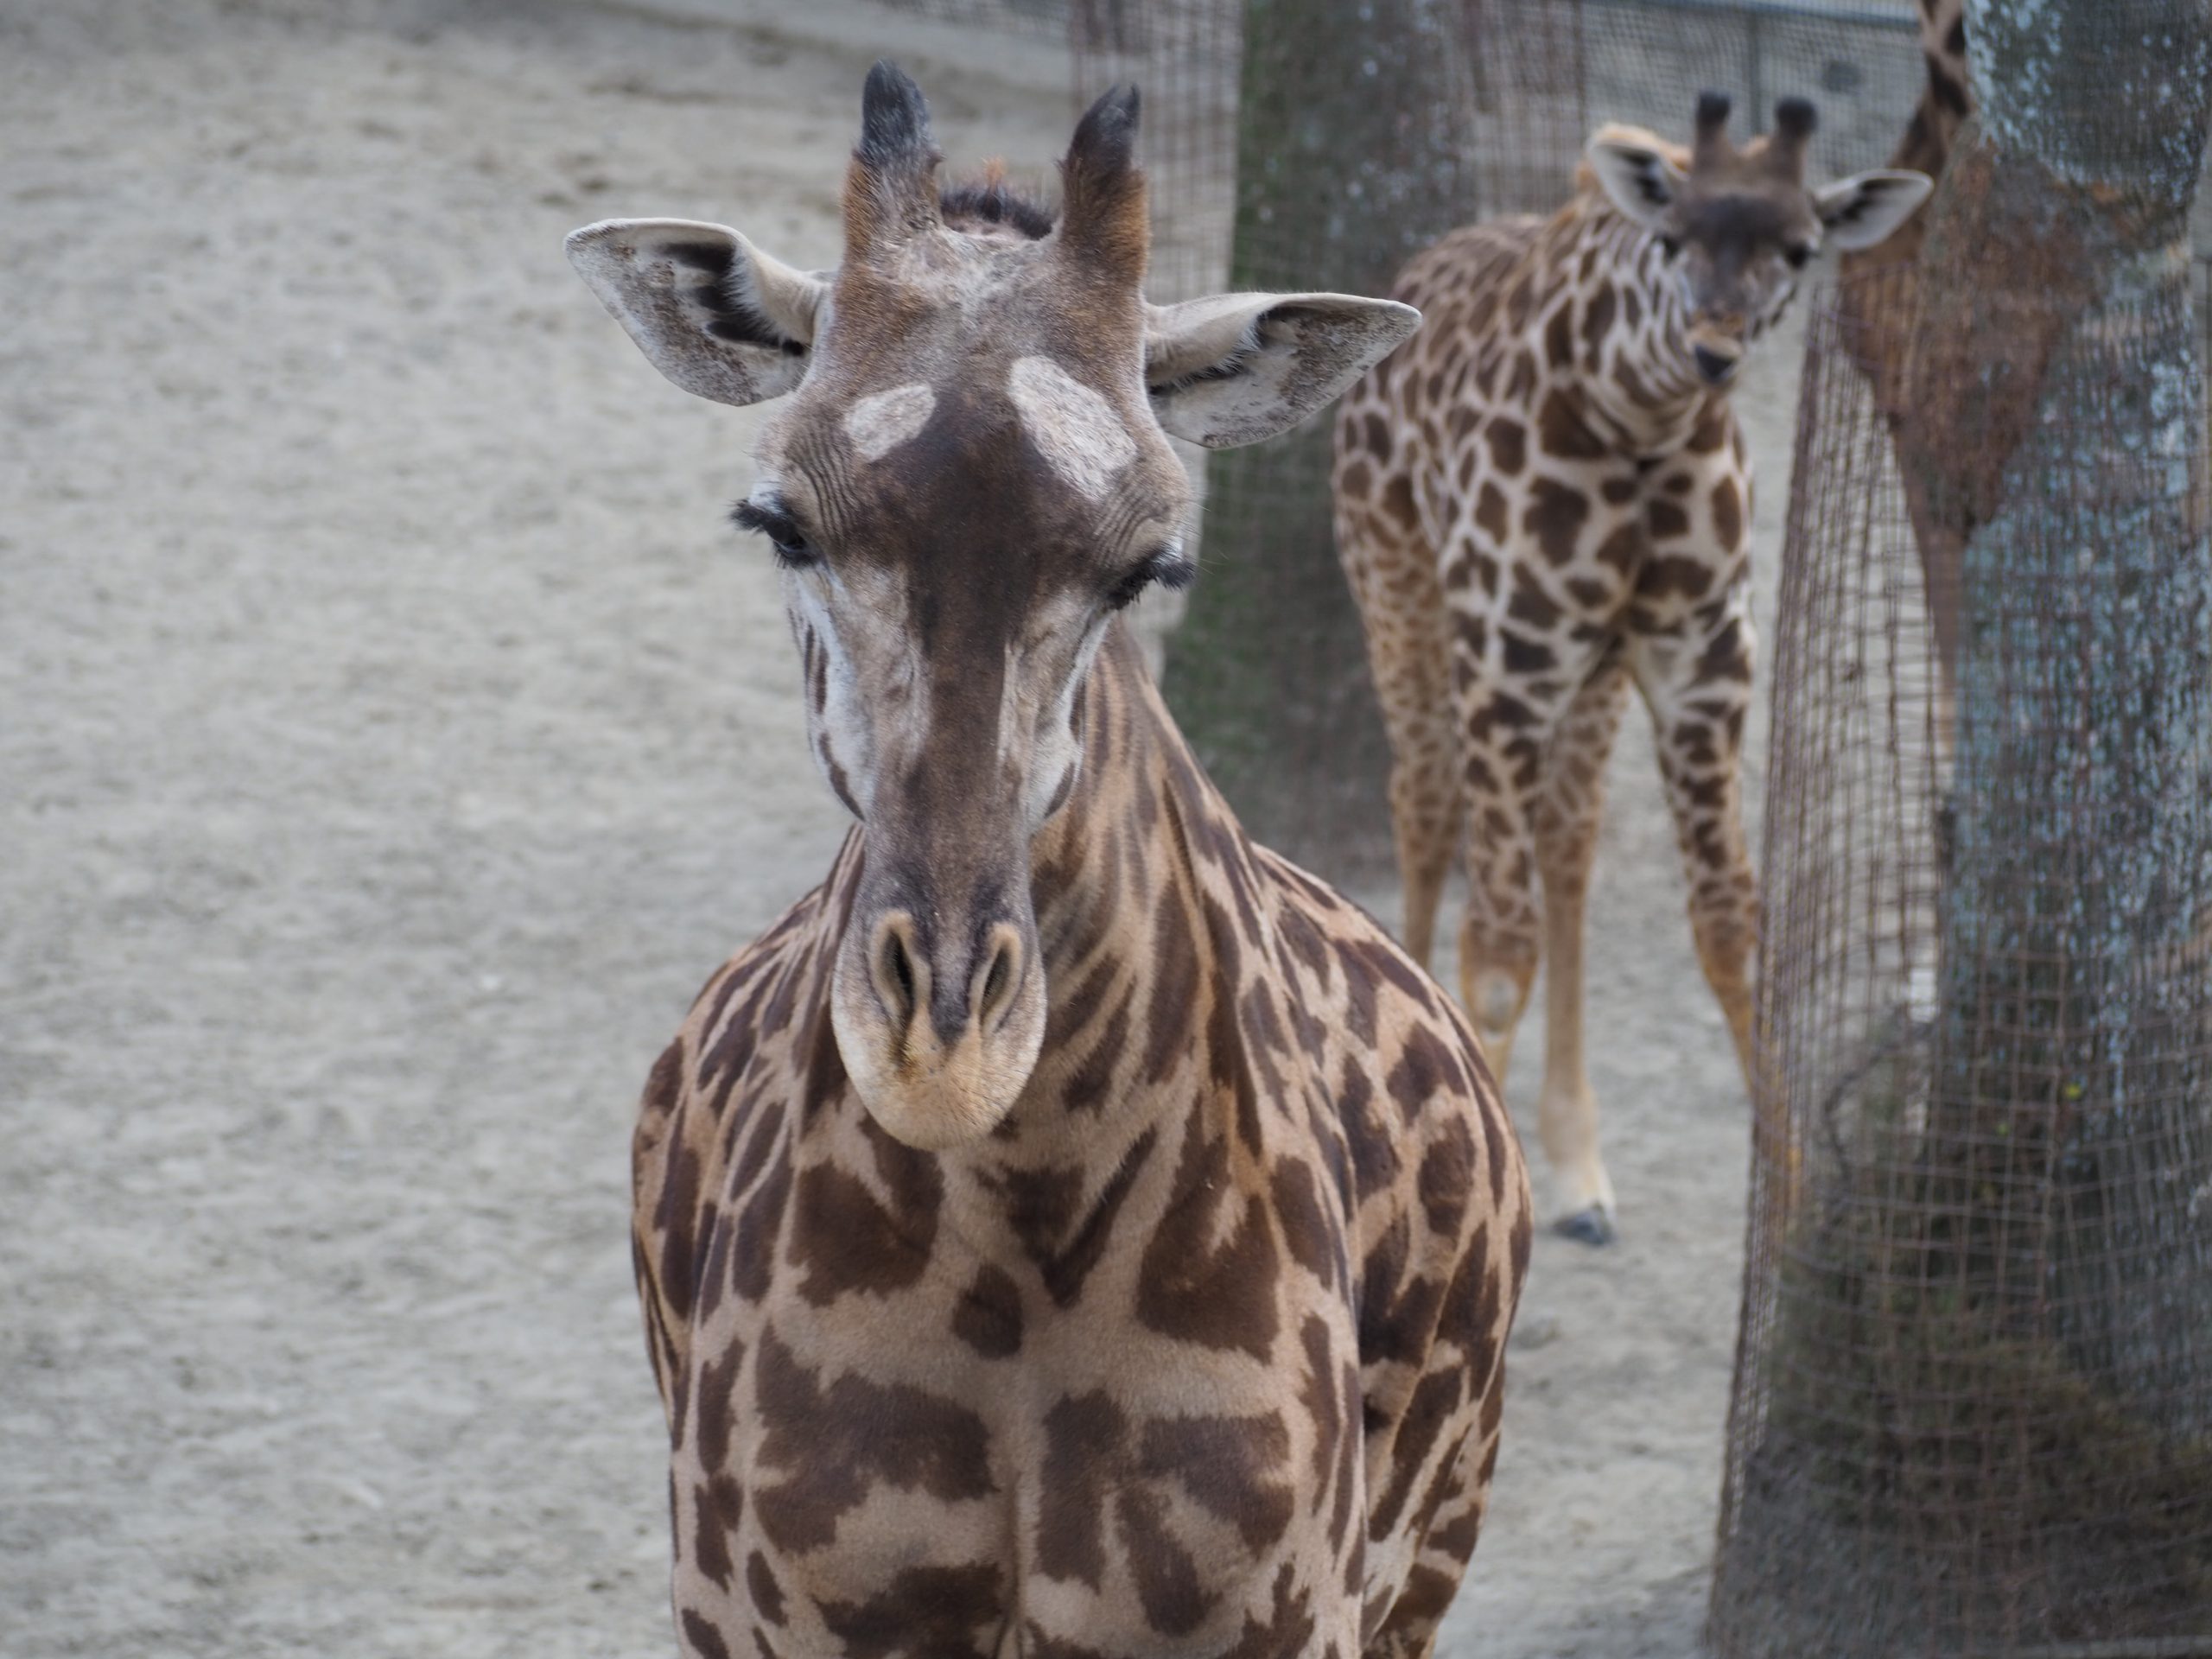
[1410,378,1751,638]
[668,1282,1363,1659]
[1618,446,1754,629]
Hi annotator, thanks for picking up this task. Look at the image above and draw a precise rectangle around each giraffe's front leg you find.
[1453,693,1546,1090]
[1531,652,1633,1243]
[1449,611,1591,1094]
[1630,597,1763,1102]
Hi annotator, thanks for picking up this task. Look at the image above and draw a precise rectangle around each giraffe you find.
[1838,0,1972,684]
[1859,0,1971,237]
[566,65,1532,1659]
[1330,93,1930,1243]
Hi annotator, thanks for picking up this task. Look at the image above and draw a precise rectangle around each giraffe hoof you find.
[1552,1205,1617,1247]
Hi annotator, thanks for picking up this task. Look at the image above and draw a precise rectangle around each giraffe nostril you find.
[972,926,1023,1033]
[872,917,921,1033]
[888,938,916,1014]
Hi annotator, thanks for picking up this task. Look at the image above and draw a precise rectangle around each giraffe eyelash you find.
[1105,546,1195,611]
[731,499,818,569]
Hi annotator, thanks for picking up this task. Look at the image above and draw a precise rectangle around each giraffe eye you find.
[1105,546,1195,612]
[731,499,818,570]
[767,529,815,569]
[1784,243,1814,269]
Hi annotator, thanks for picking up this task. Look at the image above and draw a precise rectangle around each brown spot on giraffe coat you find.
[1484,418,1526,476]
[1523,478,1590,565]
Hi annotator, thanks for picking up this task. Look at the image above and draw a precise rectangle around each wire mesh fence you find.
[1068,0,1927,297]
[1469,0,1921,215]
[1709,264,2212,1659]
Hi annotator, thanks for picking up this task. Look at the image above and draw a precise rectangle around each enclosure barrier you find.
[1708,264,2212,1659]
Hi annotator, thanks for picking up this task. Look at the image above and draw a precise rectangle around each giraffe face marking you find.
[1658,190,1818,382]
[746,359,1189,1147]
[715,86,1199,1153]
[1007,356,1140,502]
[842,381,938,461]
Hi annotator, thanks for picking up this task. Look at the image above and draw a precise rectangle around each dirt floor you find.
[0,3,1806,1654]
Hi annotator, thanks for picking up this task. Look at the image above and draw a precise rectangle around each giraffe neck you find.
[1553,197,1711,454]
[1024,621,1223,1091]
[1907,0,1974,173]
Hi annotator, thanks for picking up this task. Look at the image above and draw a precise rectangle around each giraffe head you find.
[568,65,1416,1148]
[1583,92,1932,385]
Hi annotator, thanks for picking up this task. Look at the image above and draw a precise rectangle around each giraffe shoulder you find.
[1398,216,1546,311]
[1281,883,1524,1255]
[1251,849,1497,1128]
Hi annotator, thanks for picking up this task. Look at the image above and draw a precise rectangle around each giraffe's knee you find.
[1389,759,1458,843]
[1692,895,1758,977]
[1463,957,1533,1040]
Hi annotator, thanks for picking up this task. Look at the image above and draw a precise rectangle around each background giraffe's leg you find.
[1630,602,1762,1098]
[1531,649,1632,1243]
[1452,610,1590,1089]
[1335,448,1460,972]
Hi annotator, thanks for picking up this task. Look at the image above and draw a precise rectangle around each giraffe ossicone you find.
[567,58,1529,1659]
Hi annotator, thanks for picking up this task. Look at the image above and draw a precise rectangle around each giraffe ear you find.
[566,219,827,406]
[1812,169,1935,251]
[1584,136,1688,232]
[1143,292,1421,449]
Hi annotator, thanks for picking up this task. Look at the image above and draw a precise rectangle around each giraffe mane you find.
[939,158,1058,241]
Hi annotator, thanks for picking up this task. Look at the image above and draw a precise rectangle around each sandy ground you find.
[0,3,1802,1654]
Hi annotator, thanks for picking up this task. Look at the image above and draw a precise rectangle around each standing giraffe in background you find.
[1332,94,1929,1242]
[567,66,1531,1659]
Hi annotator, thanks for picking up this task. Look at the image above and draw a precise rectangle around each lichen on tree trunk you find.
[1159,0,1480,868]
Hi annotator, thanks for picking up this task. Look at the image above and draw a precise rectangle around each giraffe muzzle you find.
[1693,343,1740,385]
[1688,319,1746,386]
[831,898,1047,1148]
[866,911,1027,1049]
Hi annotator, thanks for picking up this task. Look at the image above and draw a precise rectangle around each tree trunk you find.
[1160,0,1479,870]
[1907,0,2212,1438]
[1713,9,2212,1649]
